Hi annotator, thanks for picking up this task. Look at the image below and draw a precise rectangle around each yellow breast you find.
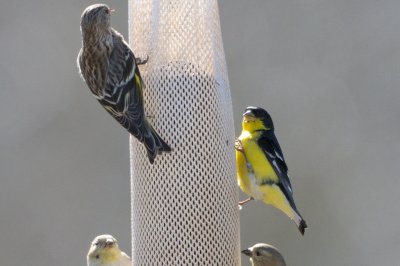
[236,130,279,199]
[89,247,122,265]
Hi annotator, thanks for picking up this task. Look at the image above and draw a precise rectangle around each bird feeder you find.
[129,0,240,264]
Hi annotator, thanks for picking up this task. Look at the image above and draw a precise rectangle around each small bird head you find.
[242,106,274,132]
[87,235,122,266]
[242,243,286,266]
[80,4,114,33]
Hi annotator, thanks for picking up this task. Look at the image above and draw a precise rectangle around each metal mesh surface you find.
[129,0,240,265]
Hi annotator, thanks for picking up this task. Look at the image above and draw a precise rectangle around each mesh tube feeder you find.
[129,0,240,264]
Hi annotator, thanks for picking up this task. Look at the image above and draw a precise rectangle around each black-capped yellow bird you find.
[236,106,307,235]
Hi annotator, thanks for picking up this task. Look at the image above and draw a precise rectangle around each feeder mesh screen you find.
[129,0,240,265]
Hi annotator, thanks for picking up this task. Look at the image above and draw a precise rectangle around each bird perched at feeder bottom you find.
[77,4,171,164]
[242,243,286,266]
[235,106,307,235]
[87,234,131,266]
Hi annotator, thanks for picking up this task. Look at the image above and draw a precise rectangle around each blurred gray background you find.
[1,0,399,265]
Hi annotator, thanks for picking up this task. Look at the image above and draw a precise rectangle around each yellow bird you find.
[87,235,131,266]
[236,106,307,235]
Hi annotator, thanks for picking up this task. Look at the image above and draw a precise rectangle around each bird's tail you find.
[278,183,308,235]
[264,185,308,235]
[292,209,308,235]
[143,123,172,164]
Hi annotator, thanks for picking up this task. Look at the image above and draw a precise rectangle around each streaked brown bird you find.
[77,4,171,164]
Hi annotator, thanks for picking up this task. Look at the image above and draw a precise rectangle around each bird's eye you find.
[255,251,261,256]
[105,9,109,14]
[95,254,100,259]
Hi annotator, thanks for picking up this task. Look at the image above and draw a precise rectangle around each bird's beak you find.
[109,8,116,13]
[105,241,115,248]
[243,110,255,122]
[242,249,253,257]
[243,109,254,117]
[243,109,256,118]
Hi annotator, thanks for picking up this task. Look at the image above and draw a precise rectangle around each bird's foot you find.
[136,55,149,65]
[238,197,254,209]
[234,139,245,153]
[246,163,254,173]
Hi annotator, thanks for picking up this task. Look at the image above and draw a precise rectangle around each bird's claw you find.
[136,55,149,65]
[235,139,245,153]
[238,197,254,209]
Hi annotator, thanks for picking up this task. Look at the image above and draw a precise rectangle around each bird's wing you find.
[101,34,147,141]
[120,252,132,266]
[257,131,307,233]
[257,131,292,194]
[105,35,144,110]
